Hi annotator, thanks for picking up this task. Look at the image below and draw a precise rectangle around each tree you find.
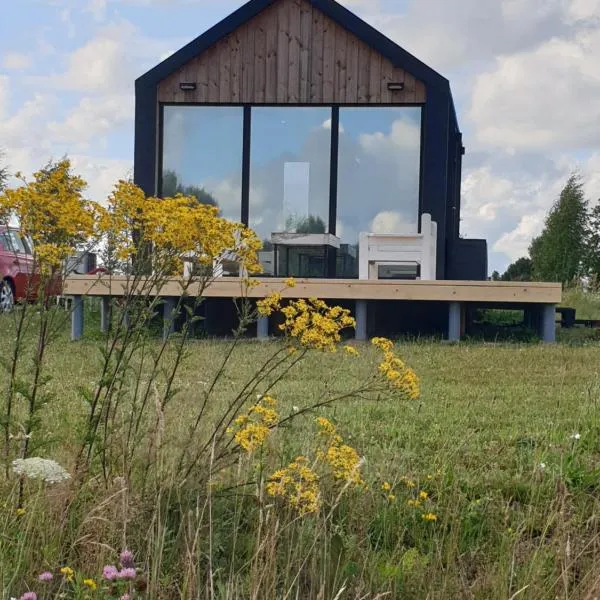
[161,170,218,207]
[0,149,8,192]
[501,257,533,281]
[491,270,500,281]
[584,202,600,279]
[529,174,588,284]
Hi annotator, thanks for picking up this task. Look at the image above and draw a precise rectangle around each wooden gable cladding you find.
[157,0,426,105]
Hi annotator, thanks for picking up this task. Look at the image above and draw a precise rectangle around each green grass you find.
[3,309,600,598]
[562,287,600,320]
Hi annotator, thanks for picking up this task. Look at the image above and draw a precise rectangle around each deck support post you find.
[257,315,269,340]
[163,297,177,341]
[71,295,84,341]
[100,297,111,334]
[355,300,368,341]
[540,304,556,344]
[448,301,462,342]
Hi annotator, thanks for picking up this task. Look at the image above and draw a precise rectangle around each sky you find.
[1,0,600,274]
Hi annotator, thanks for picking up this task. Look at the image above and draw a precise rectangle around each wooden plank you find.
[345,34,359,103]
[288,0,302,102]
[253,13,267,103]
[415,79,427,103]
[63,276,563,304]
[403,72,417,103]
[241,20,255,102]
[380,58,394,103]
[322,14,335,103]
[299,0,312,102]
[196,56,209,103]
[276,0,290,103]
[357,41,370,103]
[229,31,241,103]
[334,25,347,103]
[309,7,324,102]
[207,46,220,102]
[265,4,278,103]
[368,48,381,103]
[219,39,231,103]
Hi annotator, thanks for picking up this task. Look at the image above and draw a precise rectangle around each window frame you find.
[158,102,425,276]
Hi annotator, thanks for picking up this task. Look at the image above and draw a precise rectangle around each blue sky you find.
[1,0,600,273]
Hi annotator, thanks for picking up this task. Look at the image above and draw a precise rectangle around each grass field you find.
[3,303,600,599]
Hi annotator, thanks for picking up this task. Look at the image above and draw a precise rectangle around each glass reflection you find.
[161,106,244,222]
[249,107,332,275]
[336,107,422,277]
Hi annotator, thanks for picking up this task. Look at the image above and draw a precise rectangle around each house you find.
[134,0,487,284]
[115,0,560,341]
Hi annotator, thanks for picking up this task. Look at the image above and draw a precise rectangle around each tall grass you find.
[2,322,600,599]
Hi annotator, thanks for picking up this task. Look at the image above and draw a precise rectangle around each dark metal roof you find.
[136,0,450,90]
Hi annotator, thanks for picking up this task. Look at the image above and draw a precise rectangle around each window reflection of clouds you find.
[337,107,421,240]
[336,107,421,277]
[249,107,332,242]
[162,106,244,222]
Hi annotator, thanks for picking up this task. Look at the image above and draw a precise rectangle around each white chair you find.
[358,213,437,281]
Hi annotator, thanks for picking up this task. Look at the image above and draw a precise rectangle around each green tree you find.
[584,202,600,279]
[161,169,218,207]
[529,174,588,284]
[501,257,533,281]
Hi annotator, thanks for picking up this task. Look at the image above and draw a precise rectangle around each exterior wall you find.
[157,0,426,105]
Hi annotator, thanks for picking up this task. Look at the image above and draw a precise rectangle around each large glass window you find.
[161,106,244,222]
[249,107,332,274]
[336,107,422,277]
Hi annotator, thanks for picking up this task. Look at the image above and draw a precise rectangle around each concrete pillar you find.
[100,297,111,334]
[540,304,557,344]
[355,300,368,341]
[71,295,84,341]
[163,297,177,341]
[448,301,462,342]
[257,315,269,340]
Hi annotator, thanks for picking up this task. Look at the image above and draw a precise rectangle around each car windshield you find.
[0,230,30,254]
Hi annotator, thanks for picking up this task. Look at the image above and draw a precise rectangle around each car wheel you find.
[0,280,14,313]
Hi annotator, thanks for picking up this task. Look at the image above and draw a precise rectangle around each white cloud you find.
[493,212,546,261]
[0,75,9,120]
[32,20,179,95]
[2,53,32,70]
[46,95,134,149]
[470,28,600,151]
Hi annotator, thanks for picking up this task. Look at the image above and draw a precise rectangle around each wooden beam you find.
[63,276,562,304]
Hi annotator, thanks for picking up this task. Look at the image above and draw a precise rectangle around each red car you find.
[0,227,37,311]
[0,227,63,312]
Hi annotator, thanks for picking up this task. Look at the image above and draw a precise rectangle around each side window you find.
[0,233,7,252]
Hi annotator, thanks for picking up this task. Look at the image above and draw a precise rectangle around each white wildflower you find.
[292,406,300,413]
[570,433,581,440]
[12,457,71,484]
[539,463,546,470]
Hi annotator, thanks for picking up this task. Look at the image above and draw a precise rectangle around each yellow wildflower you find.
[343,345,359,357]
[284,277,296,288]
[388,494,396,502]
[323,444,364,485]
[257,293,282,317]
[371,337,394,352]
[15,507,25,517]
[422,512,438,522]
[382,481,392,491]
[60,566,75,582]
[229,397,280,453]
[83,579,97,590]
[419,490,429,501]
[407,499,422,508]
[266,457,320,515]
